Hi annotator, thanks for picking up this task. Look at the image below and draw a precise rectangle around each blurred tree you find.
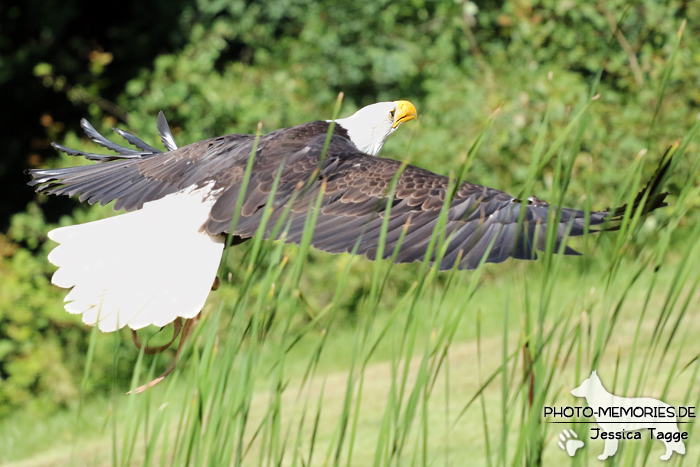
[0,0,194,229]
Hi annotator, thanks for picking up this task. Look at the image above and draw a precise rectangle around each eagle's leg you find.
[128,276,219,394]
[128,312,201,394]
[131,318,183,355]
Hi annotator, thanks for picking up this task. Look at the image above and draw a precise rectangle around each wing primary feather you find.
[80,119,145,156]
[157,111,178,151]
[50,142,130,162]
[112,127,162,153]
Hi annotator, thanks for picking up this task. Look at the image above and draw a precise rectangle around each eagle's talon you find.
[127,312,201,394]
[131,318,183,355]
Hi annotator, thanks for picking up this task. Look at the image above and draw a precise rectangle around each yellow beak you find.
[392,100,418,128]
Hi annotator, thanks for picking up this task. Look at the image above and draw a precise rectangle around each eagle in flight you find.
[28,100,671,344]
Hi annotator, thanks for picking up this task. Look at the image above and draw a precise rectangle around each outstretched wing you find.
[29,118,257,212]
[206,135,671,270]
[202,135,586,270]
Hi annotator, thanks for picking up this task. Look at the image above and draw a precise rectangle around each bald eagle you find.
[29,101,671,335]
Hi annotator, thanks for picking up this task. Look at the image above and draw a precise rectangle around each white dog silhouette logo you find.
[571,371,686,461]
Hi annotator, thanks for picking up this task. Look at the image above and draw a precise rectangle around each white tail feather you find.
[48,186,224,332]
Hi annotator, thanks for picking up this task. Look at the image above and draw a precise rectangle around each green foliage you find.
[117,0,700,207]
[1,0,699,427]
[0,0,193,226]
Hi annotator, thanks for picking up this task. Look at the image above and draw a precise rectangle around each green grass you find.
[3,247,700,466]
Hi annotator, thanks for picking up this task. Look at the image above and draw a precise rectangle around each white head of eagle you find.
[334,100,417,156]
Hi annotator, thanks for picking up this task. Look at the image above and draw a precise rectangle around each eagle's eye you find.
[389,109,395,120]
